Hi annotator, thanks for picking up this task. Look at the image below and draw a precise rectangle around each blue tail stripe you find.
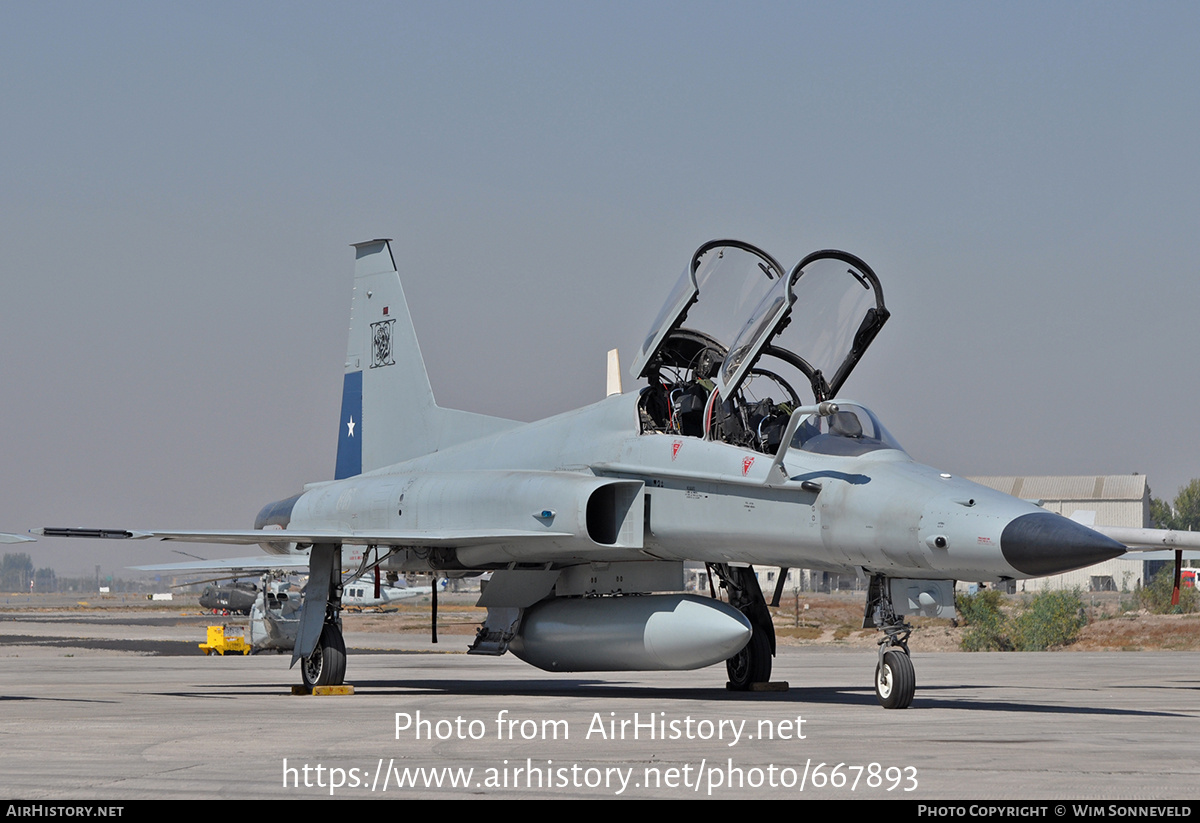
[334,370,363,479]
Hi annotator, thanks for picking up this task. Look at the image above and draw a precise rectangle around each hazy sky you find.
[3,2,1199,576]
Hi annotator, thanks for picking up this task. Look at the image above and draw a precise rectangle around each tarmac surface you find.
[1,606,1197,800]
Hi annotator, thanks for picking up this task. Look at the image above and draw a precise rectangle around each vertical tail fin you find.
[334,239,516,478]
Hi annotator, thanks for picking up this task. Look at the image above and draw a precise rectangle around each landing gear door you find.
[630,240,785,380]
[716,250,888,403]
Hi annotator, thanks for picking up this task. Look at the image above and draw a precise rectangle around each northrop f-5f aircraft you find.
[39,239,1137,709]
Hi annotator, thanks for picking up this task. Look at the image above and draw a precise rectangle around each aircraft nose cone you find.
[1000,512,1126,576]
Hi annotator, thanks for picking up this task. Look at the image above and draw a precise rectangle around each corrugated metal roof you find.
[1042,501,1145,528]
[967,475,1147,501]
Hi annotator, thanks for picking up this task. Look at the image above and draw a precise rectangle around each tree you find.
[1150,495,1176,529]
[1,553,33,591]
[1149,479,1200,532]
[1170,479,1200,532]
[34,567,56,593]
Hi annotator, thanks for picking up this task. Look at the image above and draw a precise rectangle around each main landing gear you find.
[864,574,915,709]
[711,563,775,690]
[294,542,348,689]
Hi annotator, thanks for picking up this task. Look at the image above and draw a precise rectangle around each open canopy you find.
[634,241,889,404]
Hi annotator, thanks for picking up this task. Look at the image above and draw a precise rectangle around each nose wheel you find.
[874,648,915,709]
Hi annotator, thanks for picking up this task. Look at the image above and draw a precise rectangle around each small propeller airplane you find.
[35,237,1193,708]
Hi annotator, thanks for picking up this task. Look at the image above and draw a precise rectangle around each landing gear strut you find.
[711,563,774,689]
[864,574,915,709]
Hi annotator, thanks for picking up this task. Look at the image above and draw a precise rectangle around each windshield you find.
[790,404,905,457]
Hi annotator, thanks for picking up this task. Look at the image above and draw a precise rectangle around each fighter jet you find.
[37,238,1133,709]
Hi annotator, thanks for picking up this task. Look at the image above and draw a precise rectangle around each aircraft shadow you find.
[0,695,117,705]
[105,677,1194,718]
[829,684,1189,717]
[244,677,1187,718]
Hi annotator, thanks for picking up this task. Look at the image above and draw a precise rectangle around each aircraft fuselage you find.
[264,391,1114,584]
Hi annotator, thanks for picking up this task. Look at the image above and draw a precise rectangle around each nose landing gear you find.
[865,573,916,709]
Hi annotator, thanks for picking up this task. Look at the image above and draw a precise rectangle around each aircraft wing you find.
[33,527,572,547]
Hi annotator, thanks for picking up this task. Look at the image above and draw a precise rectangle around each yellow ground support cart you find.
[199,625,250,655]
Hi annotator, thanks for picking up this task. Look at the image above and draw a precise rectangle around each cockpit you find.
[790,403,903,457]
[633,240,901,457]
